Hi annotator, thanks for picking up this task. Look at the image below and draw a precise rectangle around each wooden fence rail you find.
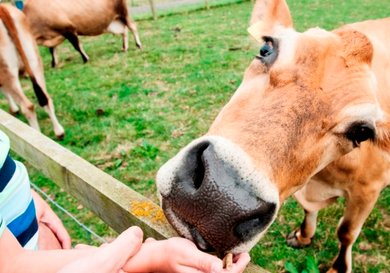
[0,109,267,273]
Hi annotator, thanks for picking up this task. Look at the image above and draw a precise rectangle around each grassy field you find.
[2,0,389,272]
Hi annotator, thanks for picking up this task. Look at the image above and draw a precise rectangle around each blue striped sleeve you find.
[0,214,5,239]
[8,200,37,238]
[0,131,10,169]
[0,155,16,192]
[0,129,39,249]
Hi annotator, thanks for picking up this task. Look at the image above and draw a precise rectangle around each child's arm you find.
[0,226,143,273]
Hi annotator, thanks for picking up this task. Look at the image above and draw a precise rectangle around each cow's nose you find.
[160,140,276,254]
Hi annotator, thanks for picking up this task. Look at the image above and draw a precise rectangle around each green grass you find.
[2,0,389,272]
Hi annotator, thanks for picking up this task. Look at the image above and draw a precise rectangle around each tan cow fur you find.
[0,4,64,138]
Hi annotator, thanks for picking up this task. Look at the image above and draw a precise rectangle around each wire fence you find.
[31,183,108,244]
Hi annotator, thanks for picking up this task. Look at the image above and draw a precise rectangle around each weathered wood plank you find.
[0,110,268,273]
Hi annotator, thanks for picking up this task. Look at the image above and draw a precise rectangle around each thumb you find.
[99,226,144,269]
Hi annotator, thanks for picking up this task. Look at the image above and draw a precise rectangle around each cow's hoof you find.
[286,230,312,248]
[55,132,65,141]
[82,54,90,64]
[136,42,142,50]
[9,109,20,116]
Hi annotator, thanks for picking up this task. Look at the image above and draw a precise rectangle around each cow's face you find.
[156,0,387,256]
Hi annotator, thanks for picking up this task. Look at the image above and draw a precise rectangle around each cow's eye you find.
[345,122,376,147]
[255,36,279,66]
[259,43,273,57]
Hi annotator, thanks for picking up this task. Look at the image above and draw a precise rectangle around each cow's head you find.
[156,0,390,256]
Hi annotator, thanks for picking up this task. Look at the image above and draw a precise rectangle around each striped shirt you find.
[0,130,38,249]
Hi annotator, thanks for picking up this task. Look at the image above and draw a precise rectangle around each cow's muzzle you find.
[157,137,279,255]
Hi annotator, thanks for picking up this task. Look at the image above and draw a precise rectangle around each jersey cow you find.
[23,0,142,67]
[0,4,64,138]
[156,0,390,272]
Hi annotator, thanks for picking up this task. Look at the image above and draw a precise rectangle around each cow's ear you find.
[334,29,373,66]
[248,0,293,42]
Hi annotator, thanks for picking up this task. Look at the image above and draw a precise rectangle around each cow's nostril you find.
[176,141,211,193]
[190,226,215,252]
[192,146,207,190]
[183,142,210,190]
[234,217,263,240]
[234,202,276,240]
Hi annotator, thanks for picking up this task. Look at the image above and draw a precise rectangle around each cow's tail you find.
[0,5,48,107]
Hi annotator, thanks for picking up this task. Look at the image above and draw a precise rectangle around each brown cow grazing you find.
[156,0,390,272]
[0,4,64,138]
[23,0,142,67]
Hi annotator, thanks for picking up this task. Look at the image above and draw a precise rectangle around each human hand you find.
[123,237,250,273]
[58,226,144,273]
[32,190,71,249]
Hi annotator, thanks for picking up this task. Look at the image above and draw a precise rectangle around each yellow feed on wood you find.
[129,200,167,224]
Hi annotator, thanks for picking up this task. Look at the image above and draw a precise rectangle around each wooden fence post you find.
[205,0,210,9]
[148,0,157,20]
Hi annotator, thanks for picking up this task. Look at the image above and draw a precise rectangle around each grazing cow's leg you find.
[2,78,40,131]
[26,58,65,138]
[123,28,129,52]
[0,54,38,130]
[125,16,142,49]
[63,31,89,63]
[29,75,64,138]
[49,47,59,68]
[5,93,20,114]
[327,189,381,273]
[106,20,129,51]
[42,100,64,139]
